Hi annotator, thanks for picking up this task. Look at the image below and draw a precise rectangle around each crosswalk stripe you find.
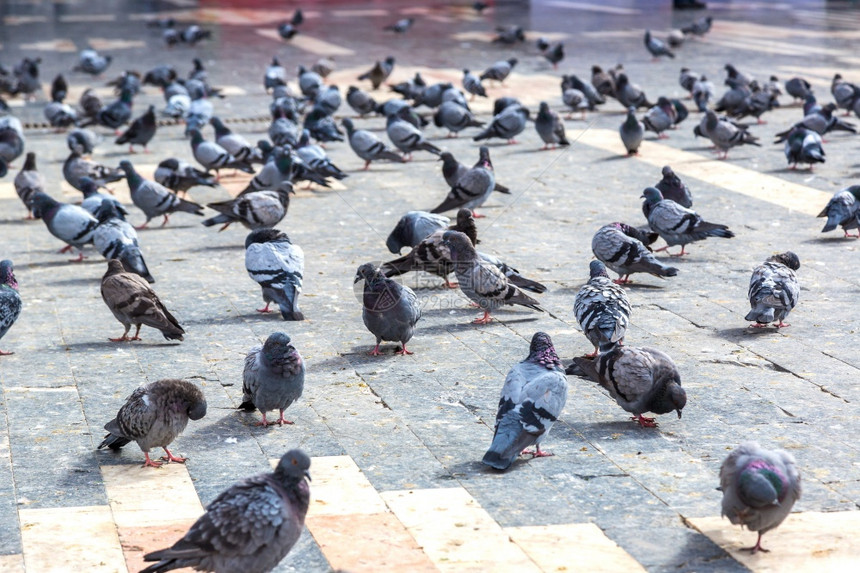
[569,128,833,217]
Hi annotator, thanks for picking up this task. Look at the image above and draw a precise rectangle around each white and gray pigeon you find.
[561,87,588,120]
[245,228,305,321]
[184,97,214,137]
[29,191,98,262]
[386,108,442,159]
[120,160,204,228]
[98,378,206,467]
[204,187,291,231]
[80,176,129,219]
[719,442,801,554]
[473,103,529,144]
[644,30,675,59]
[430,146,495,217]
[574,261,632,357]
[692,75,715,112]
[268,115,300,147]
[93,201,154,283]
[0,261,22,356]
[818,185,860,237]
[462,69,487,99]
[482,332,568,470]
[745,251,800,329]
[442,230,543,324]
[74,49,112,76]
[295,129,348,180]
[14,152,44,218]
[535,101,569,149]
[189,129,254,175]
[592,223,678,284]
[642,187,734,256]
[432,100,485,136]
[342,117,404,169]
[642,97,675,139]
[0,116,25,176]
[355,263,422,356]
[154,158,216,196]
[386,211,450,254]
[620,106,644,155]
[679,68,701,95]
[67,128,100,156]
[264,57,286,92]
[63,151,124,192]
[239,332,305,426]
[141,449,310,573]
[572,345,686,427]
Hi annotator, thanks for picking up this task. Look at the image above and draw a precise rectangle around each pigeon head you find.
[588,260,609,279]
[354,262,381,285]
[738,461,784,507]
[641,187,664,204]
[23,152,36,171]
[441,230,476,261]
[0,158,7,178]
[768,251,800,271]
[538,101,550,115]
[105,258,127,276]
[527,332,561,369]
[118,160,139,181]
[660,165,675,178]
[188,129,204,147]
[463,68,470,75]
[79,176,99,197]
[274,449,312,484]
[844,185,860,201]
[591,65,604,74]
[667,382,686,419]
[0,260,17,290]
[341,117,355,134]
[384,56,396,66]
[209,116,229,136]
[245,228,290,248]
[28,192,59,220]
[477,146,492,169]
[263,332,295,363]
[507,57,518,67]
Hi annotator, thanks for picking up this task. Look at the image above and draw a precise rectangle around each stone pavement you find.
[1,1,860,572]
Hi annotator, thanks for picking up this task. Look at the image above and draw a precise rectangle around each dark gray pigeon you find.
[0,261,21,357]
[615,73,651,109]
[386,108,442,159]
[63,151,124,192]
[433,101,484,136]
[480,58,517,84]
[154,158,216,196]
[473,103,529,144]
[818,185,860,237]
[592,223,677,284]
[98,378,206,467]
[0,117,25,174]
[29,191,98,262]
[591,65,616,98]
[620,106,645,155]
[492,25,525,44]
[644,30,674,59]
[482,332,568,470]
[719,442,801,554]
[431,146,495,216]
[297,65,323,99]
[14,152,44,218]
[642,97,675,139]
[535,101,569,149]
[642,187,734,256]
[785,77,813,102]
[210,117,260,164]
[355,263,421,356]
[239,332,305,426]
[462,69,486,99]
[572,346,686,427]
[561,74,605,110]
[342,118,404,169]
[120,160,204,228]
[573,261,631,357]
[67,128,100,156]
[652,165,693,211]
[304,106,345,143]
[141,449,310,573]
[745,251,800,329]
[357,56,395,90]
[784,126,825,170]
[386,211,450,254]
[93,202,155,283]
[245,228,305,320]
[346,85,378,116]
[384,17,414,33]
[115,105,156,153]
[439,151,510,194]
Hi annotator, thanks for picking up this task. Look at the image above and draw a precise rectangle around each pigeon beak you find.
[304,470,312,482]
[676,409,682,419]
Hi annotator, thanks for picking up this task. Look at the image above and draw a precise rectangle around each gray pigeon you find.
[74,49,112,76]
[314,84,342,116]
[63,151,124,192]
[572,346,686,427]
[355,263,422,356]
[615,74,652,109]
[98,378,206,467]
[592,223,677,284]
[14,152,44,218]
[430,146,495,216]
[297,65,323,99]
[561,74,605,110]
[120,160,204,228]
[704,110,760,159]
[0,116,26,175]
[141,449,310,573]
[264,57,286,92]
[480,58,517,84]
[785,77,813,102]
[0,261,22,356]
[644,30,675,59]
[745,251,800,329]
[620,106,645,155]
[386,109,442,159]
[818,185,860,237]
[478,252,547,294]
[357,56,395,90]
[645,166,693,219]
[295,130,348,180]
[67,128,100,155]
[386,211,450,254]
[561,87,588,120]
[93,202,154,283]
[462,69,486,99]
[439,151,510,195]
[100,259,185,342]
[433,101,485,136]
[203,187,291,231]
[210,117,260,164]
[29,191,98,261]
[831,73,859,114]
[342,117,404,169]
[719,442,801,554]
[679,68,701,95]
[189,129,255,176]
[692,76,715,112]
[346,85,378,116]
[384,17,414,33]
[115,105,156,153]
[642,97,675,139]
[442,231,543,324]
[642,187,734,256]
[245,229,305,320]
[574,261,631,357]
[482,332,568,470]
[473,103,529,144]
[79,176,128,219]
[239,332,305,426]
[154,158,216,196]
[784,126,825,170]
[535,101,569,149]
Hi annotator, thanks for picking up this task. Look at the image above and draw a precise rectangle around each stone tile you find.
[101,463,204,528]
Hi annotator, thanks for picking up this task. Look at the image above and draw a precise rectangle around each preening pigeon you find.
[29,191,98,262]
[120,160,204,228]
[430,146,495,217]
[719,442,801,554]
[592,223,678,284]
[0,261,21,356]
[239,332,305,426]
[342,118,404,169]
[818,185,860,237]
[386,211,450,254]
[535,101,569,149]
[141,449,310,573]
[100,259,185,341]
[355,263,421,356]
[620,106,645,155]
[785,77,813,102]
[591,65,616,98]
[745,251,800,329]
[245,229,305,320]
[572,346,686,427]
[67,128,100,156]
[644,30,675,59]
[692,76,714,112]
[574,261,631,357]
[98,378,206,467]
[14,152,44,217]
[642,187,734,256]
[482,332,568,470]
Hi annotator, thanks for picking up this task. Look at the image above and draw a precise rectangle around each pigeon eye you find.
[292,458,298,465]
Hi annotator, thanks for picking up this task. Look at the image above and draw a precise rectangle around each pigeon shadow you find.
[713,326,781,343]
[0,217,40,225]
[621,281,667,290]
[49,276,101,287]
[597,154,635,162]
[59,339,182,350]
[189,243,246,253]
[25,258,103,269]
[800,235,853,244]
[569,420,672,439]
[186,410,260,446]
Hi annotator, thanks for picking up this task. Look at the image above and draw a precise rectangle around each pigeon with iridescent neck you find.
[239,332,305,426]
[355,263,421,356]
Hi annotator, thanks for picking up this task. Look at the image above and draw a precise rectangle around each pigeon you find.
[831,73,859,115]
[482,332,568,470]
[478,252,547,294]
[239,332,305,426]
[386,211,451,254]
[776,104,856,140]
[67,128,100,156]
[620,106,645,155]
[98,378,205,468]
[354,263,422,356]
[80,176,128,220]
[115,105,156,153]
[14,152,44,217]
[44,75,77,128]
[430,146,495,216]
[652,165,693,211]
[615,73,652,109]
[784,126,825,170]
[142,65,177,88]
[673,98,691,125]
[74,49,112,76]
[0,261,21,357]
[414,81,452,109]
[535,102,569,149]
[642,187,734,255]
[573,261,631,357]
[154,158,216,195]
[386,109,442,159]
[245,229,305,320]
[11,57,41,101]
[120,160,204,228]
[62,151,123,192]
[277,10,304,40]
[358,56,395,90]
[189,129,255,176]
[390,72,427,101]
[642,97,676,138]
[561,87,588,120]
[0,116,25,174]
[644,30,675,59]
[100,259,185,342]
[304,106,345,143]
[473,1,489,13]
[728,84,779,124]
[462,69,487,100]
[295,130,348,180]
[692,75,714,112]
[572,345,685,427]
[667,29,685,48]
[542,43,565,69]
[725,63,754,88]
[84,88,134,132]
[93,202,155,283]
[204,187,291,231]
[264,57,286,92]
[385,17,414,33]
[745,252,801,329]
[473,103,529,144]
[342,118,404,169]
[311,56,335,78]
[268,115,300,147]
[704,110,760,159]
[184,97,214,137]
[180,25,212,45]
[591,65,616,98]
[346,85,378,116]
[240,148,300,194]
[442,230,543,324]
[785,77,813,102]
[297,65,323,99]
[210,116,259,164]
[314,84,342,116]
[679,68,701,95]
[561,74,605,110]
[433,101,485,136]
[440,151,510,195]
[818,185,860,237]
[480,58,517,84]
[78,88,103,122]
[29,191,98,261]
[682,15,713,36]
[592,223,678,284]
[492,25,525,44]
[719,442,801,554]
[140,449,310,573]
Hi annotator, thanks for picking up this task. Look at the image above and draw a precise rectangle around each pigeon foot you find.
[160,448,187,464]
[0,350,14,356]
[395,345,414,355]
[634,414,658,428]
[143,452,164,468]
[472,311,493,324]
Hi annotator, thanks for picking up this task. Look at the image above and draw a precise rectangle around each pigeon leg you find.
[161,213,170,227]
[160,447,187,463]
[472,311,493,324]
[0,350,14,356]
[633,414,658,428]
[395,344,414,355]
[521,445,554,458]
[275,410,295,425]
[109,324,132,342]
[129,145,136,154]
[114,129,122,136]
[69,251,86,262]
[256,412,271,426]
[368,343,382,356]
[613,275,632,284]
[658,133,669,139]
[444,279,460,289]
[844,230,860,238]
[256,302,273,313]
[135,220,150,230]
[142,452,164,468]
[775,321,791,328]
[669,246,688,257]
[471,211,486,218]
[58,244,74,254]
[363,160,371,170]
[218,222,231,232]
[130,324,142,341]
[507,139,519,144]
[740,533,769,554]
[749,322,769,329]
[584,347,598,359]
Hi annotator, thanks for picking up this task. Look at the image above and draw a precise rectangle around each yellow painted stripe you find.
[569,128,832,217]
[20,506,128,573]
[381,488,541,572]
[332,9,388,17]
[506,523,647,573]
[87,39,146,51]
[254,29,355,56]
[101,463,204,528]
[0,182,17,201]
[3,16,47,25]
[688,511,860,572]
[19,40,77,53]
